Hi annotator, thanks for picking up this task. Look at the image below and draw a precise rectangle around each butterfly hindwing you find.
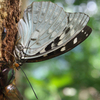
[21,25,92,62]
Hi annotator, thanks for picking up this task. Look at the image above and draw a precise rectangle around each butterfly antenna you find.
[19,66,38,99]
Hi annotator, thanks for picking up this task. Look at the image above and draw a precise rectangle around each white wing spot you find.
[43,54,48,57]
[45,19,48,22]
[33,20,37,24]
[49,20,53,24]
[36,8,39,11]
[50,9,52,13]
[60,33,65,40]
[70,18,72,21]
[82,30,84,32]
[84,32,86,34]
[61,22,65,27]
[21,56,25,59]
[70,25,73,29]
[39,19,42,22]
[86,34,88,37]
[75,18,77,21]
[42,8,46,14]
[73,38,77,44]
[58,41,63,46]
[51,32,57,38]
[48,29,52,34]
[51,43,55,49]
[61,47,66,52]
[59,17,62,21]
[32,31,39,39]
[70,29,74,36]
[40,48,46,53]
[55,12,58,16]
[79,19,81,23]
[53,13,58,18]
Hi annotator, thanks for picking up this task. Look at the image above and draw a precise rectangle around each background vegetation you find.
[16,0,100,100]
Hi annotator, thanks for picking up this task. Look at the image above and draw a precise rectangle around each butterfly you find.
[0,1,92,100]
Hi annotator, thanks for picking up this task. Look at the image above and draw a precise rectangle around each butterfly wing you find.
[22,25,92,62]
[14,1,92,62]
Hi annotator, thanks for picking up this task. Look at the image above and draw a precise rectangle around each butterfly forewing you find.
[14,1,92,62]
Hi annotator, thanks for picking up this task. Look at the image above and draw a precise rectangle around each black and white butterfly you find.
[14,1,92,63]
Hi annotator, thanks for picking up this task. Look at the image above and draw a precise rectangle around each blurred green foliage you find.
[16,0,100,100]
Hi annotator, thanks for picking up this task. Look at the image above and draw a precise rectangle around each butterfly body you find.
[0,61,23,100]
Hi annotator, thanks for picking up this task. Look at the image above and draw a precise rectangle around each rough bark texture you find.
[0,0,23,99]
[3,0,20,62]
[0,0,7,70]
